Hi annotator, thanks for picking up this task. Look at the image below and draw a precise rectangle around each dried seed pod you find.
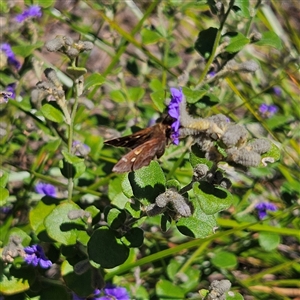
[247,138,271,154]
[222,124,248,148]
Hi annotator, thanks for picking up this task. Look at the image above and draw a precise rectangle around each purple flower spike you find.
[255,201,277,220]
[72,285,130,300]
[168,87,183,145]
[24,244,52,269]
[15,5,42,23]
[0,43,21,70]
[259,103,278,118]
[35,182,57,197]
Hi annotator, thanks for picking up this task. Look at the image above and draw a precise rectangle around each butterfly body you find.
[105,120,172,173]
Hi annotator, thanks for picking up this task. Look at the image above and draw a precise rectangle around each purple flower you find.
[100,285,130,300]
[208,71,216,77]
[0,43,21,69]
[15,5,42,22]
[35,182,57,197]
[72,285,129,300]
[273,86,281,96]
[6,83,16,100]
[24,244,52,269]
[255,202,277,219]
[259,103,278,118]
[72,141,91,156]
[168,87,183,145]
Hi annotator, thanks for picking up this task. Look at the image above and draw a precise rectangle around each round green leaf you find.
[195,27,218,57]
[129,161,166,203]
[44,202,86,245]
[61,260,94,297]
[29,200,56,235]
[123,227,144,248]
[226,291,244,300]
[87,228,129,268]
[194,182,233,215]
[211,251,238,269]
[176,198,217,238]
[106,208,126,229]
[258,231,281,251]
[109,177,130,209]
[156,279,185,299]
[40,103,64,123]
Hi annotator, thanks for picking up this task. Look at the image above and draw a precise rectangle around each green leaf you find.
[61,260,94,297]
[177,198,217,238]
[36,0,56,8]
[44,138,62,152]
[0,264,30,295]
[0,171,9,187]
[12,42,44,57]
[141,28,162,44]
[110,90,126,103]
[255,31,282,49]
[29,200,56,236]
[128,161,166,203]
[258,231,281,251]
[182,87,207,104]
[150,90,166,112]
[149,78,164,92]
[224,32,250,53]
[61,150,86,178]
[66,66,87,78]
[4,227,31,246]
[122,227,144,248]
[0,187,9,205]
[233,0,250,18]
[40,103,65,123]
[44,202,86,245]
[194,182,233,215]
[260,141,281,165]
[106,208,126,229]
[87,228,129,268]
[226,291,244,300]
[128,87,145,102]
[211,251,238,269]
[190,148,214,169]
[109,177,130,209]
[156,279,186,299]
[195,27,218,58]
[84,73,105,90]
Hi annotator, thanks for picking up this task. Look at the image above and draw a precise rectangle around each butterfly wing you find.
[105,126,155,149]
[112,138,166,173]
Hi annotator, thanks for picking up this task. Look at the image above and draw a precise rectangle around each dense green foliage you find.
[0,1,299,299]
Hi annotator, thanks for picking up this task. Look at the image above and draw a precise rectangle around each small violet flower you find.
[72,285,130,300]
[15,5,42,23]
[272,86,281,96]
[24,244,52,269]
[259,103,278,118]
[72,141,91,156]
[168,87,183,145]
[35,182,57,197]
[255,201,277,220]
[0,43,21,69]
